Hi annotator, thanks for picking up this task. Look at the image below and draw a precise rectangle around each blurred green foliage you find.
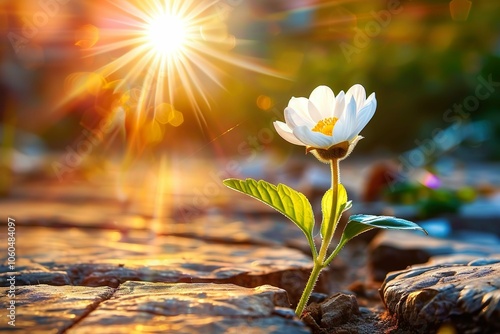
[2,1,499,160]
[383,181,477,218]
[218,0,500,158]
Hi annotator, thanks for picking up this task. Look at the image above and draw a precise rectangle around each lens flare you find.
[58,0,285,148]
[53,0,287,181]
[145,13,187,56]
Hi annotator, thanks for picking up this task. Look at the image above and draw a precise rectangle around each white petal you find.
[361,92,376,109]
[274,121,304,146]
[353,93,376,135]
[309,85,335,120]
[273,120,293,134]
[331,120,348,145]
[293,126,333,148]
[332,97,357,143]
[306,100,322,123]
[346,84,366,108]
[333,91,345,119]
[344,97,358,137]
[285,107,314,129]
[288,97,314,123]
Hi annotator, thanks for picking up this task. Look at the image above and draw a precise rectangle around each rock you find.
[368,230,500,281]
[0,269,71,286]
[320,293,360,328]
[0,258,72,286]
[302,293,385,334]
[0,282,310,333]
[0,284,115,333]
[6,226,341,305]
[70,281,310,333]
[381,258,500,333]
[302,293,359,331]
[274,307,297,319]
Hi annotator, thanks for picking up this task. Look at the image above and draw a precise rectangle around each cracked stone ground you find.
[0,165,359,334]
[0,215,326,332]
[2,160,499,333]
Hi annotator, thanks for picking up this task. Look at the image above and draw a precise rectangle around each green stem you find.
[295,159,340,317]
[294,259,323,317]
[326,159,340,247]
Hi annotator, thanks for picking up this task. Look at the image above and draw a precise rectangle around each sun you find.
[145,13,187,57]
[68,0,284,144]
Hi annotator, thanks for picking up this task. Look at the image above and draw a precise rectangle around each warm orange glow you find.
[75,24,100,49]
[256,95,274,111]
[145,13,187,57]
[155,103,183,127]
[76,0,283,125]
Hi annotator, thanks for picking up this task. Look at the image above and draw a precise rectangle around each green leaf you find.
[320,184,348,239]
[223,178,315,239]
[343,201,352,212]
[320,189,333,239]
[340,214,428,245]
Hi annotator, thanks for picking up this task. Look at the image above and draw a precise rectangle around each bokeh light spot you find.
[169,110,184,127]
[155,103,183,127]
[421,171,441,189]
[75,24,99,49]
[256,95,274,111]
[155,103,176,124]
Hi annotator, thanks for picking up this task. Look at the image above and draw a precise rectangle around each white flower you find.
[273,84,377,160]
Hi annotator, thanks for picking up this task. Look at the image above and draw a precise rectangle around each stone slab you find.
[70,281,310,334]
[381,258,500,333]
[0,226,340,305]
[0,284,115,333]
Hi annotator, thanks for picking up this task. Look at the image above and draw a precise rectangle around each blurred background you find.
[0,0,499,219]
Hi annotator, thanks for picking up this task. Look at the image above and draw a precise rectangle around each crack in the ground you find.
[59,286,117,334]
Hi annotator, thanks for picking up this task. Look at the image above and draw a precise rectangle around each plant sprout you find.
[224,84,427,317]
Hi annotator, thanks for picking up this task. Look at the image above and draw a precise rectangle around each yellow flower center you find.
[311,117,338,136]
